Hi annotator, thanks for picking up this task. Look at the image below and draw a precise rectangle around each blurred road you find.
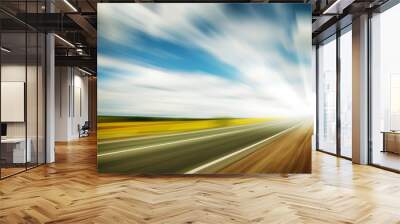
[97,119,311,174]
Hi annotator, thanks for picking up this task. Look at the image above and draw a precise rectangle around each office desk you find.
[1,138,31,163]
[382,131,400,154]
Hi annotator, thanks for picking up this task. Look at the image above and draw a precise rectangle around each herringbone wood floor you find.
[1,135,400,224]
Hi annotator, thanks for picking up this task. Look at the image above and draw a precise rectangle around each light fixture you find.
[322,0,354,15]
[1,47,11,53]
[78,67,93,76]
[63,0,78,12]
[76,48,85,55]
[54,34,75,48]
[322,0,342,15]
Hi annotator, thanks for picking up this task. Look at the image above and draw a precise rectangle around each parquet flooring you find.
[1,135,400,223]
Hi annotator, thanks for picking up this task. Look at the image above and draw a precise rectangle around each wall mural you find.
[97,3,313,174]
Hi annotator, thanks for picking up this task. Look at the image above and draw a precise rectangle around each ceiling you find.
[0,0,393,74]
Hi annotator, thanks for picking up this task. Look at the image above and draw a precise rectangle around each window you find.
[339,29,352,158]
[312,45,317,150]
[317,37,337,154]
[371,3,400,171]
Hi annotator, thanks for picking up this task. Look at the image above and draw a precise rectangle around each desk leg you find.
[382,133,386,153]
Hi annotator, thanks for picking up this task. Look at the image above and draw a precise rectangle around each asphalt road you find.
[218,120,313,174]
[97,119,302,174]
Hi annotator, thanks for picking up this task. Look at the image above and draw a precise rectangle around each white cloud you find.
[98,56,312,118]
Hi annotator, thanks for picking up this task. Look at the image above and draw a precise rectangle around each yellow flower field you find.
[98,118,274,141]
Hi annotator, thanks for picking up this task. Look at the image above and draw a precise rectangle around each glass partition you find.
[0,2,46,179]
[1,31,28,177]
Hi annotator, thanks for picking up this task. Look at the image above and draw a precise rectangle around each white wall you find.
[55,67,89,141]
[55,67,70,141]
[1,65,43,137]
[72,73,89,138]
[1,65,26,139]
[1,63,46,164]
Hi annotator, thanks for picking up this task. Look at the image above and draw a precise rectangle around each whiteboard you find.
[1,82,25,122]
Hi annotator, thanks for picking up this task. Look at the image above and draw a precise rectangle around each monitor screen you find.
[1,123,7,137]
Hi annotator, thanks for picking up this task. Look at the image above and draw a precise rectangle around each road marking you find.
[185,122,304,174]
[99,121,279,145]
[97,122,286,158]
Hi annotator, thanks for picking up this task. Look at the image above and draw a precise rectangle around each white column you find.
[45,0,56,163]
[352,14,369,164]
[46,32,55,163]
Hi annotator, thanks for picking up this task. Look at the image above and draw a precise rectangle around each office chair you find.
[79,121,90,138]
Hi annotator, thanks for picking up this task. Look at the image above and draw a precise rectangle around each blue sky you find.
[98,3,313,118]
